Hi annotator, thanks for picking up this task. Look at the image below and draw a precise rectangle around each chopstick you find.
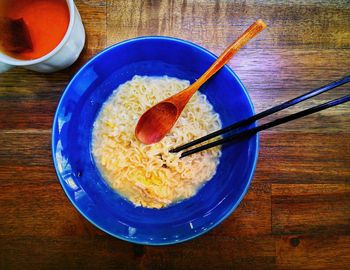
[170,75,350,158]
[170,75,350,154]
[178,94,350,158]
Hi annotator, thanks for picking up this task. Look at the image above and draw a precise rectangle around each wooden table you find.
[1,1,349,269]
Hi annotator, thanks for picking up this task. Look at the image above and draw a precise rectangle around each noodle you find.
[92,75,221,208]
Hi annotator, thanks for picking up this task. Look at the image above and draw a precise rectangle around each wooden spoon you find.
[135,19,267,144]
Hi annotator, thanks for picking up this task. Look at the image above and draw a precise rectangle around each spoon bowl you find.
[135,101,178,144]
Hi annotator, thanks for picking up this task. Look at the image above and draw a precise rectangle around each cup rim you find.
[0,0,75,66]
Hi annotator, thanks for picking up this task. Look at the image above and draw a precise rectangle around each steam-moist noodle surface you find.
[92,76,222,208]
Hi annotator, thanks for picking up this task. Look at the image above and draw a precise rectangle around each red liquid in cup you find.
[0,0,70,60]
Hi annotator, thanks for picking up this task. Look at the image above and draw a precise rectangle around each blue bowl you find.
[52,36,259,245]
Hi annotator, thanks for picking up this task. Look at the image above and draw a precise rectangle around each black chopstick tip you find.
[169,148,176,153]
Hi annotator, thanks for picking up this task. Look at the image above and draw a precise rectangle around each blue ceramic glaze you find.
[52,36,259,245]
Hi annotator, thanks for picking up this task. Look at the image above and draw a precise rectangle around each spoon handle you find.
[193,19,267,89]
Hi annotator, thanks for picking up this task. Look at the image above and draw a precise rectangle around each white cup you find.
[0,0,85,73]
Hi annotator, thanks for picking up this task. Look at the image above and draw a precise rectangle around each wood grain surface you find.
[0,1,349,269]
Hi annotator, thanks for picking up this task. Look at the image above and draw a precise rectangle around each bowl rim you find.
[51,36,259,245]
